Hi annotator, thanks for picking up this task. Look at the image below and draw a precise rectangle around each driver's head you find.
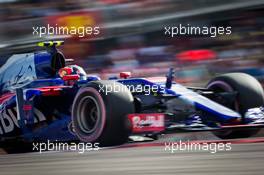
[58,65,87,81]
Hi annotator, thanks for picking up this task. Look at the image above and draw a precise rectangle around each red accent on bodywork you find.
[35,86,66,96]
[23,105,32,111]
[120,72,131,79]
[128,113,165,133]
[0,93,15,104]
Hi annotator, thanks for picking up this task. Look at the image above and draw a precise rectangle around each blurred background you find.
[1,0,264,86]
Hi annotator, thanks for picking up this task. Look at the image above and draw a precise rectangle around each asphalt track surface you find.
[1,131,264,175]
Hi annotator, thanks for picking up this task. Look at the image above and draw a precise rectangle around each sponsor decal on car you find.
[0,107,46,135]
[128,113,165,133]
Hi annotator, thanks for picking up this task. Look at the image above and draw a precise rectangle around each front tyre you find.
[207,73,264,139]
[72,81,135,146]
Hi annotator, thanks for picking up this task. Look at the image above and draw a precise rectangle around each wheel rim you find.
[77,96,100,134]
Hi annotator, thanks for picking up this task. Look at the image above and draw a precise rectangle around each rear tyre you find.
[72,81,134,146]
[207,73,264,139]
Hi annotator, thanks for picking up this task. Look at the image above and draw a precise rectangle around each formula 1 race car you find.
[1,41,264,151]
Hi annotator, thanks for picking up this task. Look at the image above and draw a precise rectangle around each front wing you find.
[127,112,264,135]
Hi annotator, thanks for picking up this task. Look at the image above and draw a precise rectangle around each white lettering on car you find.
[132,115,164,128]
[0,107,46,135]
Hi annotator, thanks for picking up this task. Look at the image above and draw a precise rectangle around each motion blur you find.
[1,0,264,86]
